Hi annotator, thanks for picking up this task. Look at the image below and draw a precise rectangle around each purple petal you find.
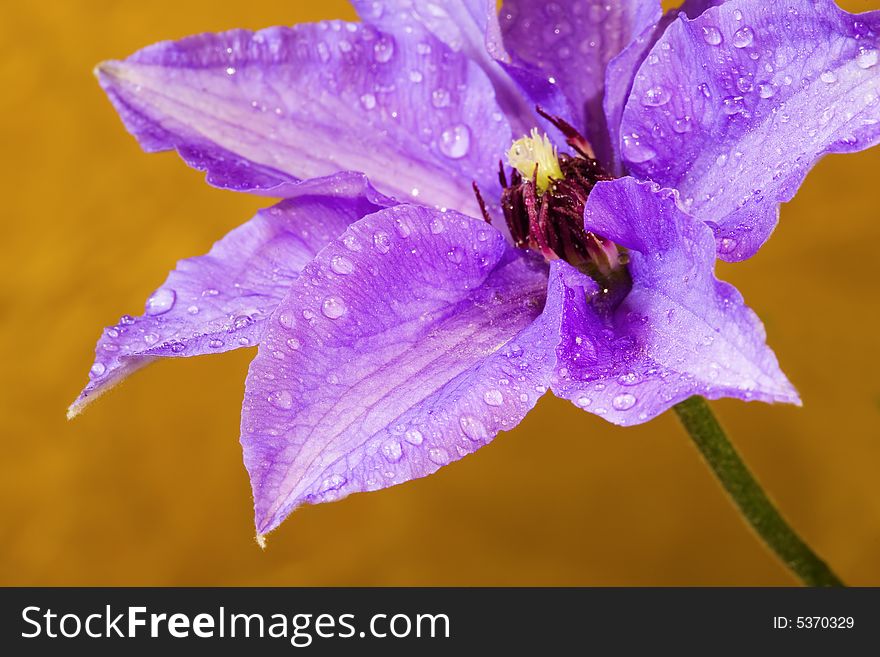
[603,14,678,175]
[550,177,799,426]
[97,22,512,217]
[69,181,386,418]
[352,1,559,141]
[620,0,880,260]
[501,0,661,165]
[240,205,553,535]
[605,3,730,173]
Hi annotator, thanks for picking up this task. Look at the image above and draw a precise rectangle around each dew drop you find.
[359,93,377,110]
[89,362,106,378]
[757,83,775,99]
[483,390,503,406]
[278,312,296,329]
[168,340,187,354]
[575,395,591,408]
[732,26,754,48]
[232,314,254,330]
[427,447,450,464]
[702,25,722,46]
[145,288,176,316]
[446,246,464,263]
[381,440,403,462]
[612,393,637,411]
[373,230,391,253]
[621,134,656,163]
[373,37,395,63]
[673,116,692,133]
[404,429,424,445]
[820,70,837,84]
[438,124,471,159]
[459,415,488,442]
[857,49,878,69]
[143,333,159,345]
[208,339,224,349]
[330,255,355,275]
[268,389,293,410]
[641,85,671,107]
[286,337,301,351]
[321,296,347,319]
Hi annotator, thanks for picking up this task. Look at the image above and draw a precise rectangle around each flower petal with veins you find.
[70,177,387,417]
[550,177,799,425]
[97,22,511,217]
[620,0,880,260]
[240,205,555,535]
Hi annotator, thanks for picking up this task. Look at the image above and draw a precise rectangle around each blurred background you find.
[1,0,878,586]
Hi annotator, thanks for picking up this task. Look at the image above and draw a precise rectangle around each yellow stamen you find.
[506,129,564,193]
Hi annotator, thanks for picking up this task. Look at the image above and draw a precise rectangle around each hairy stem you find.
[673,396,844,587]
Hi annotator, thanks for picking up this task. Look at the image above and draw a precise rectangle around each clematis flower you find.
[73,0,880,539]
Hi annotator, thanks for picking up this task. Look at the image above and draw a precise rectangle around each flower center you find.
[474,108,628,289]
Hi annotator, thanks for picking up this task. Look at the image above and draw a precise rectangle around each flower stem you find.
[673,396,844,587]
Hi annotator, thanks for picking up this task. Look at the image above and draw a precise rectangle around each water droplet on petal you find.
[405,429,424,445]
[702,25,723,46]
[278,312,296,329]
[268,389,293,410]
[820,70,837,84]
[373,37,395,63]
[145,288,176,316]
[428,447,450,464]
[612,393,637,411]
[438,124,471,159]
[483,390,503,406]
[732,26,754,48]
[459,415,488,442]
[330,255,355,275]
[446,246,464,263]
[381,440,403,462]
[359,93,377,110]
[757,83,775,99]
[575,395,591,408]
[641,84,671,107]
[373,230,391,254]
[857,49,878,69]
[621,134,656,163]
[208,339,224,349]
[321,296,347,319]
[89,362,106,378]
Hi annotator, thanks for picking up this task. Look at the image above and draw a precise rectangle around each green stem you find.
[673,396,844,587]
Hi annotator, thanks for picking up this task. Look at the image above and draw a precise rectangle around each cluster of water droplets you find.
[619,8,880,228]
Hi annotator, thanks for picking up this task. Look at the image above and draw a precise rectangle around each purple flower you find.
[74,0,880,537]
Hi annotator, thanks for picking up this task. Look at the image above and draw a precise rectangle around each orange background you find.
[2,1,878,585]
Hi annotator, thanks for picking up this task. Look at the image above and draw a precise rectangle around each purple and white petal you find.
[240,205,555,535]
[97,22,511,217]
[620,0,880,260]
[69,185,385,418]
[501,0,662,165]
[550,177,799,426]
